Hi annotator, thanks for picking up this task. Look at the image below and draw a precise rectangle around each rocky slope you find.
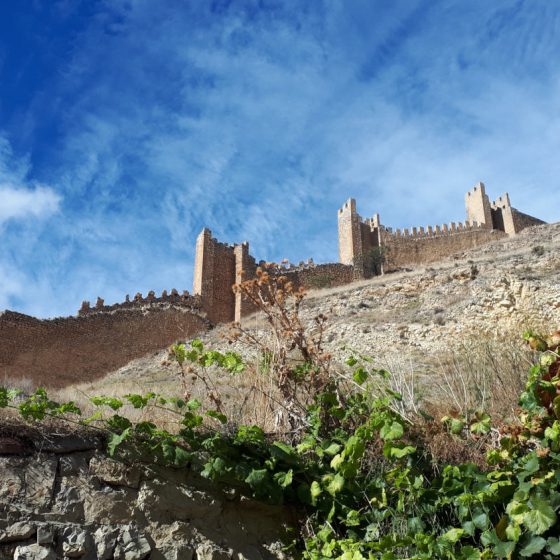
[304,221,560,356]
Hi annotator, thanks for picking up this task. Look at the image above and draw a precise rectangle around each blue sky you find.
[0,1,559,318]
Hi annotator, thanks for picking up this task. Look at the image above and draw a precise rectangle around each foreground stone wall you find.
[0,429,293,559]
[0,306,210,389]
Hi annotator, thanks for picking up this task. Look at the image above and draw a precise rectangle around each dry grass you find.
[380,335,534,424]
[1,375,35,395]
[50,344,287,434]
[47,329,534,439]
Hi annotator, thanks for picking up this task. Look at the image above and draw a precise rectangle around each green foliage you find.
[3,330,560,559]
[170,340,245,374]
[18,388,81,420]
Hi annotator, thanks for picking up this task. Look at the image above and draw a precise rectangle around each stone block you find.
[58,453,90,476]
[136,480,221,524]
[0,521,36,543]
[0,437,29,455]
[14,544,56,560]
[34,434,99,454]
[0,457,25,500]
[52,478,85,520]
[36,524,54,545]
[196,544,233,560]
[93,526,119,560]
[114,525,151,560]
[25,457,58,511]
[61,527,89,558]
[83,487,137,525]
[89,457,142,489]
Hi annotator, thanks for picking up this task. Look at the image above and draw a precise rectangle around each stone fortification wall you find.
[0,306,210,389]
[380,223,507,271]
[339,182,545,274]
[234,243,258,322]
[270,261,355,291]
[0,430,292,559]
[511,208,546,233]
[194,228,357,324]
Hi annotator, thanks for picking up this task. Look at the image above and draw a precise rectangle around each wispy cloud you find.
[0,184,60,224]
[1,1,559,317]
[0,135,60,224]
[0,134,61,314]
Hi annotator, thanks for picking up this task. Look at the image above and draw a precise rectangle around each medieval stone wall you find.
[0,306,210,389]
[194,227,357,324]
[273,262,355,291]
[380,226,506,271]
[340,183,545,274]
[0,429,293,559]
[511,208,546,233]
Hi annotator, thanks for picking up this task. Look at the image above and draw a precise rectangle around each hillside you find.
[4,221,560,560]
[54,221,560,427]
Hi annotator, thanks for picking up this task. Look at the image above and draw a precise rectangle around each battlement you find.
[491,193,511,210]
[338,198,357,215]
[465,181,486,197]
[266,258,317,272]
[388,220,484,239]
[198,228,238,251]
[78,289,202,316]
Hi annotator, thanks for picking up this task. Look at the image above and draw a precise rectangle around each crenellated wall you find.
[1,181,546,392]
[339,182,545,273]
[193,232,356,324]
[264,261,355,291]
[379,226,505,271]
[78,289,200,316]
[0,305,210,389]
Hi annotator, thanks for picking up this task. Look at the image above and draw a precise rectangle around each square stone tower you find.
[337,198,363,265]
[465,182,492,228]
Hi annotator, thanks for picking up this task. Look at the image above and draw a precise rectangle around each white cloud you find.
[0,135,61,225]
[0,134,62,315]
[0,184,61,224]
